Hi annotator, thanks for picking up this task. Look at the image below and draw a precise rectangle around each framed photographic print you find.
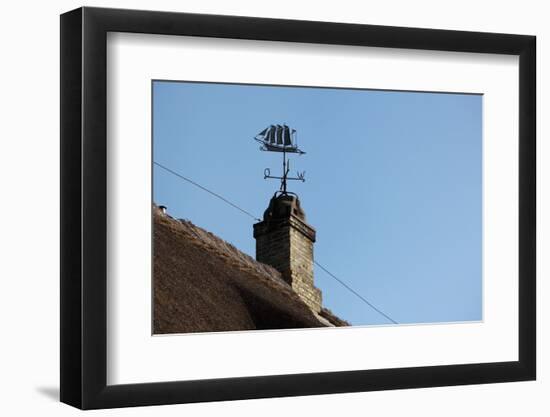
[60,6,536,410]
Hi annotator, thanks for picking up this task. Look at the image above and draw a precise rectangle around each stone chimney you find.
[253,194,322,313]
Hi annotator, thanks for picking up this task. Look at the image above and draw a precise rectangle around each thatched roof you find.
[153,206,348,334]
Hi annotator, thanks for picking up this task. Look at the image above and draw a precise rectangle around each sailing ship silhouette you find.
[254,124,305,154]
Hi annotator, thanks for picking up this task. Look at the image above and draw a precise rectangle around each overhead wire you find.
[154,161,398,324]
[314,260,398,324]
[154,161,261,222]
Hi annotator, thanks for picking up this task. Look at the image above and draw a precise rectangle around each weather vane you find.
[254,124,305,195]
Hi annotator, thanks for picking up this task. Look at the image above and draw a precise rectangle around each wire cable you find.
[154,160,398,324]
[154,161,261,222]
[314,260,398,324]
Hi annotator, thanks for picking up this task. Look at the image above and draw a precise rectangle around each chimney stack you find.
[253,194,322,313]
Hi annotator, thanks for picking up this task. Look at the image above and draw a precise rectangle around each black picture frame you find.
[60,6,536,410]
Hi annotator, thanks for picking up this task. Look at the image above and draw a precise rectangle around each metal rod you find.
[282,147,287,193]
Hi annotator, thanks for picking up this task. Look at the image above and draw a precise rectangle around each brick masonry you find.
[253,195,322,313]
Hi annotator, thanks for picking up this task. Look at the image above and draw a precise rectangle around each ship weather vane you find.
[254,124,306,195]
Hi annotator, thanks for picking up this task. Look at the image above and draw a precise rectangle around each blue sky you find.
[152,80,482,326]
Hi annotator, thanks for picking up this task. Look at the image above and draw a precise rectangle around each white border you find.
[106,33,519,385]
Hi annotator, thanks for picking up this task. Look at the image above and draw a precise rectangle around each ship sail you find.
[276,125,283,145]
[267,125,276,144]
[283,125,292,146]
